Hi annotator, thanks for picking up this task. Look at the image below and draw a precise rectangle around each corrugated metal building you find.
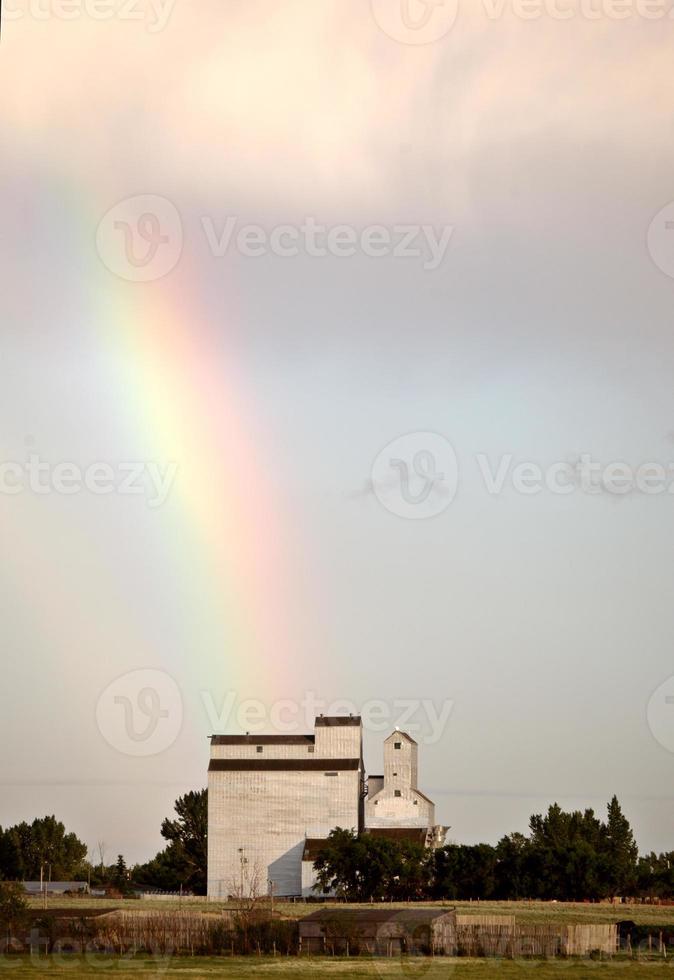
[207,715,364,898]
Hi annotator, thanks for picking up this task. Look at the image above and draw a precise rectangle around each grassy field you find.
[26,897,674,927]
[444,901,674,927]
[4,957,674,978]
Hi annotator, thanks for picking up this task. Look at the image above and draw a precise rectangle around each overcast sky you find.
[2,1,674,863]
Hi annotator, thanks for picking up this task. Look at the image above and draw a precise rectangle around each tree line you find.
[3,793,674,902]
[315,797,674,902]
[0,789,207,895]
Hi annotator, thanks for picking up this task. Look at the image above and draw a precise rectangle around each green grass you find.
[26,897,674,927]
[4,957,674,979]
[446,901,674,927]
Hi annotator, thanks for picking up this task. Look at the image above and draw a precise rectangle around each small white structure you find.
[365,730,434,828]
[365,731,447,847]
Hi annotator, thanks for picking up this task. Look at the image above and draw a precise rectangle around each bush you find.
[0,881,28,929]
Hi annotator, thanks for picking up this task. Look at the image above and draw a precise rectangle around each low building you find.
[23,881,89,895]
[299,907,457,955]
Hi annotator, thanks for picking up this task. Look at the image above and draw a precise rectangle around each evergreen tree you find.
[603,795,638,896]
[113,854,129,891]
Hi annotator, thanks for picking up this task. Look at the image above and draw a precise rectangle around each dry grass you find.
[4,956,674,978]
[26,896,674,926]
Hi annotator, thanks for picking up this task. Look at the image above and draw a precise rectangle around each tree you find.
[2,817,87,881]
[430,843,497,900]
[0,828,21,881]
[522,798,639,900]
[313,828,365,899]
[113,855,129,892]
[527,804,605,900]
[494,832,534,899]
[637,851,674,899]
[134,790,207,895]
[0,882,28,932]
[602,795,638,896]
[313,829,403,901]
[390,840,431,901]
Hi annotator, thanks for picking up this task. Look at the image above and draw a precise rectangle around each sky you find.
[2,0,674,864]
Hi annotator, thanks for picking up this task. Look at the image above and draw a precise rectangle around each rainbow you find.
[0,190,300,737]
[96,259,294,704]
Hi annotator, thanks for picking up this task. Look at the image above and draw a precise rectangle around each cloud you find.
[3,3,670,211]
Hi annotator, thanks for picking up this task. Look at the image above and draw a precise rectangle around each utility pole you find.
[238,848,245,900]
[41,863,50,910]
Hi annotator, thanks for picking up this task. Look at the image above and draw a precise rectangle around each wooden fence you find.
[37,909,619,959]
[90,910,229,954]
[455,922,618,957]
